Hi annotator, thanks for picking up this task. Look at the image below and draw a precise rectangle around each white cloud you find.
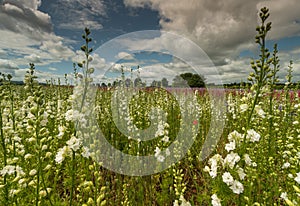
[39,40,74,60]
[24,54,42,64]
[69,0,106,16]
[48,67,58,71]
[0,59,66,83]
[3,3,24,13]
[0,0,75,66]
[58,19,103,30]
[0,59,19,70]
[257,0,300,39]
[52,0,105,30]
[116,52,135,60]
[109,63,132,72]
[124,0,300,64]
[72,50,107,71]
[123,0,300,83]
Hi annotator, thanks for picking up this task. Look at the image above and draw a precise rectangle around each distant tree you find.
[101,82,107,87]
[125,78,131,87]
[172,75,188,87]
[134,77,143,87]
[151,80,161,87]
[113,80,120,87]
[161,78,168,87]
[172,73,206,87]
[187,73,206,87]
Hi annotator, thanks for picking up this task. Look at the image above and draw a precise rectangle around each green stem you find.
[36,104,40,206]
[0,107,9,205]
[69,151,76,206]
[40,169,54,206]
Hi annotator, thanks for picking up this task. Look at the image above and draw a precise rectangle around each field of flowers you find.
[1,7,300,206]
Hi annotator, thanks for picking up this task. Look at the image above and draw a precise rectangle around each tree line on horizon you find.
[98,72,207,88]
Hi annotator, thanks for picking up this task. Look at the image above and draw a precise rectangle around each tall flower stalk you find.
[69,27,94,206]
[245,7,272,145]
[0,74,9,205]
[267,44,280,155]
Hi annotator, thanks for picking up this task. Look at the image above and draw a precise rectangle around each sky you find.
[1,0,300,85]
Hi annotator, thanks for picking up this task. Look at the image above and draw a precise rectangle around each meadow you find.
[0,7,300,206]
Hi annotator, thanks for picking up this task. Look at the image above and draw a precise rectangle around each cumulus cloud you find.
[257,0,300,39]
[48,67,58,71]
[124,0,261,64]
[0,59,62,83]
[24,54,42,63]
[1,0,52,38]
[49,0,105,30]
[116,52,135,60]
[59,20,103,30]
[123,0,300,83]
[72,50,107,71]
[0,0,75,67]
[0,59,19,70]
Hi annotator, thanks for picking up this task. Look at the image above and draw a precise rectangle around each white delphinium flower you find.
[10,189,20,197]
[203,166,210,173]
[57,126,65,139]
[211,194,222,206]
[207,154,223,178]
[228,130,243,144]
[18,178,27,188]
[15,166,25,176]
[157,155,165,162]
[237,167,246,180]
[0,165,24,176]
[294,172,300,184]
[154,147,161,158]
[40,111,48,126]
[173,200,179,206]
[229,180,244,194]
[225,141,236,152]
[1,165,16,175]
[224,152,240,169]
[13,136,22,142]
[222,172,234,186]
[240,104,248,113]
[81,146,91,158]
[162,135,169,143]
[208,154,223,178]
[246,129,260,142]
[55,146,71,164]
[255,105,265,118]
[155,121,165,137]
[65,109,84,122]
[282,162,290,169]
[65,109,74,121]
[67,136,81,152]
[165,148,171,156]
[209,160,218,178]
[179,195,191,206]
[280,192,288,200]
[243,154,252,166]
[154,147,165,162]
